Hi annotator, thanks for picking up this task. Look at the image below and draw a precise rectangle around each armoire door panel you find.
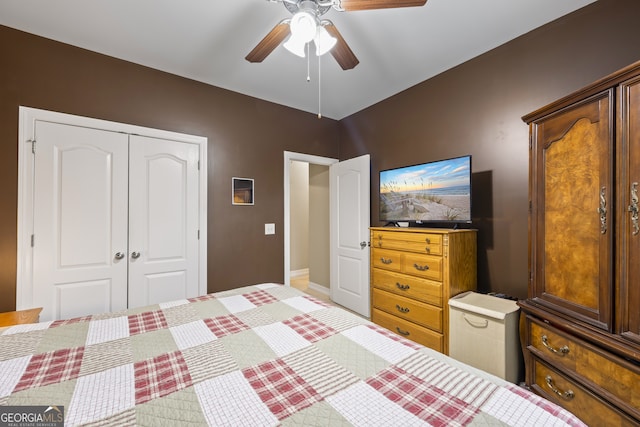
[619,76,640,345]
[128,135,199,309]
[33,121,129,321]
[532,92,613,330]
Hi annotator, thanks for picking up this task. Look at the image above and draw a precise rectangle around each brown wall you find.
[0,25,340,312]
[2,0,640,311]
[339,0,640,298]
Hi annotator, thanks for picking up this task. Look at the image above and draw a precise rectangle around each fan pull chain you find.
[306,43,310,82]
[318,52,322,119]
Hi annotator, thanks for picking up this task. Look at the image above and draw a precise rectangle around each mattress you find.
[0,283,586,426]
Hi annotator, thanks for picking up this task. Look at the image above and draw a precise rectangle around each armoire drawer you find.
[372,288,442,332]
[371,268,442,307]
[372,231,443,255]
[372,308,443,352]
[533,359,638,427]
[402,252,443,281]
[528,319,640,415]
[372,248,402,272]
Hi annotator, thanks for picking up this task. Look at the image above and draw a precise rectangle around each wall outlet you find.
[265,223,275,235]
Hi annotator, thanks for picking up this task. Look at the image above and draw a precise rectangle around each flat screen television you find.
[379,155,472,225]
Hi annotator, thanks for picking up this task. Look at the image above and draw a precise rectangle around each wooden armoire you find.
[519,61,640,426]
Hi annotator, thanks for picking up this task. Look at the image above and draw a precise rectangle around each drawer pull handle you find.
[425,238,431,244]
[425,247,431,254]
[413,263,429,271]
[396,304,410,314]
[396,283,410,291]
[462,313,488,328]
[380,257,393,265]
[396,327,410,336]
[542,335,570,355]
[545,375,575,401]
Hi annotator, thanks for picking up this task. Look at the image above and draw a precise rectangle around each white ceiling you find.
[0,0,596,120]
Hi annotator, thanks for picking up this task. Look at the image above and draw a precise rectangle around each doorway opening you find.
[283,151,337,299]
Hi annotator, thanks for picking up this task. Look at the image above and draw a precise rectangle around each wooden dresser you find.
[519,60,640,426]
[370,227,476,354]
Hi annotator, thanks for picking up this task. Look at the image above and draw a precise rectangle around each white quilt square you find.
[254,283,280,290]
[195,370,278,427]
[341,325,416,364]
[218,295,257,314]
[326,381,423,426]
[253,322,311,357]
[2,321,52,335]
[481,387,564,427]
[85,316,130,346]
[282,296,325,313]
[170,320,217,350]
[159,299,189,309]
[66,364,135,426]
[0,356,31,398]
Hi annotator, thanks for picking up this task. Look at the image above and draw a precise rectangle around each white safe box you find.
[448,291,522,383]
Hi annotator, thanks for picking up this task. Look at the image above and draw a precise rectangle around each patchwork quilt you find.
[0,284,586,426]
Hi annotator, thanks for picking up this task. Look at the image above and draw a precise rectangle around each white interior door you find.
[32,121,129,321]
[330,154,370,317]
[127,135,200,308]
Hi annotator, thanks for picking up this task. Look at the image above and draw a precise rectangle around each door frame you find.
[283,151,337,287]
[16,106,208,310]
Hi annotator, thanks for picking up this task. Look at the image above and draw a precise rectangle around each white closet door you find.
[32,121,129,321]
[127,135,200,308]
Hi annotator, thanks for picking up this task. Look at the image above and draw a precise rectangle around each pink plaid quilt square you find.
[204,315,249,338]
[243,290,278,307]
[134,350,193,405]
[367,365,479,426]
[14,346,85,392]
[242,359,322,420]
[283,314,337,343]
[188,294,216,303]
[128,310,168,335]
[50,315,92,329]
[302,295,332,308]
[366,324,423,350]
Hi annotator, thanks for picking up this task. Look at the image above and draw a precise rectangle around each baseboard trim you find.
[290,268,309,278]
[308,281,330,297]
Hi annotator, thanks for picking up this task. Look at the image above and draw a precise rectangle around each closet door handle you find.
[114,252,125,260]
[131,251,141,259]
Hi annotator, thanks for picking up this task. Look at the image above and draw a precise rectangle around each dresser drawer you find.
[528,319,640,416]
[533,359,638,427]
[371,268,442,306]
[372,288,442,332]
[402,252,443,281]
[372,231,443,255]
[372,248,402,272]
[372,308,443,352]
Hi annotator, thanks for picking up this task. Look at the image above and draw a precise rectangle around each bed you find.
[0,283,585,426]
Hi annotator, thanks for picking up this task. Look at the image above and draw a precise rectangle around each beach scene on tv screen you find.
[380,157,471,222]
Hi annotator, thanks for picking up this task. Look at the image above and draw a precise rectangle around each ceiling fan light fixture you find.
[289,11,317,43]
[314,25,337,56]
[283,35,307,58]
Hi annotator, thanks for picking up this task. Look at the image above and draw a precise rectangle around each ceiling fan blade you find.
[245,21,291,63]
[337,0,427,11]
[324,23,359,70]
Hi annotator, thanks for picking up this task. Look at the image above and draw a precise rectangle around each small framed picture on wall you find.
[232,177,254,205]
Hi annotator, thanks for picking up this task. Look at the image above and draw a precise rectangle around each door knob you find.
[360,241,368,249]
[131,251,141,259]
[114,252,125,260]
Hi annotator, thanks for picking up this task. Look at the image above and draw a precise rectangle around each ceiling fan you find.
[245,0,428,70]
